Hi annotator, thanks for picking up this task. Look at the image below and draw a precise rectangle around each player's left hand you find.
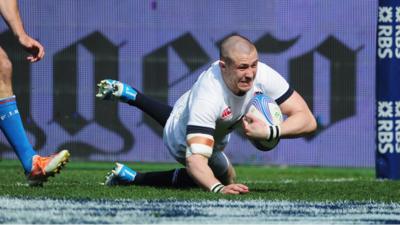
[221,183,249,195]
[18,34,45,62]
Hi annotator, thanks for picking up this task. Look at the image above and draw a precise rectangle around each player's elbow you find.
[185,156,195,169]
[305,114,317,134]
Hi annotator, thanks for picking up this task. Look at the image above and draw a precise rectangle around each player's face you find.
[220,50,258,96]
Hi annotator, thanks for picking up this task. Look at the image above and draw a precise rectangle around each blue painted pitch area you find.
[1,197,399,224]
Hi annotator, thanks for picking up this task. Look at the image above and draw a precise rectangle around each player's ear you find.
[219,60,226,69]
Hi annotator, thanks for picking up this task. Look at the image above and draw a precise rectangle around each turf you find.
[0,159,399,202]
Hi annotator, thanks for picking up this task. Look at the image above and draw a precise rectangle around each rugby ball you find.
[246,93,283,151]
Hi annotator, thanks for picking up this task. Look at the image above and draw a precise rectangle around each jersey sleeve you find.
[186,90,220,133]
[256,62,294,105]
[185,84,220,158]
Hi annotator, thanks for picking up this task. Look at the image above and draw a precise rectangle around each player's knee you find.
[227,166,237,183]
[217,165,236,185]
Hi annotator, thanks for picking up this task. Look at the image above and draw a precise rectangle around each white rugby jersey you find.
[163,61,293,163]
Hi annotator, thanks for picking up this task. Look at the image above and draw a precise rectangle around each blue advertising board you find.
[376,0,400,179]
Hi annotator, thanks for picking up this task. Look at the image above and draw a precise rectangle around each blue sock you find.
[0,96,36,173]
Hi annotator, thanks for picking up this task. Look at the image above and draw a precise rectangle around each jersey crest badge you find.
[221,106,232,120]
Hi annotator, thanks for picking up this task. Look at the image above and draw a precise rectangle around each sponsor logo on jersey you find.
[254,91,264,96]
[221,106,232,120]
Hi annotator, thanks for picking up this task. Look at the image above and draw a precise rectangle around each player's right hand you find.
[18,34,45,62]
[242,112,269,139]
[221,183,249,195]
[243,113,280,141]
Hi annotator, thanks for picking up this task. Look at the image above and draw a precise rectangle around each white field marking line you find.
[245,177,375,184]
[0,197,399,224]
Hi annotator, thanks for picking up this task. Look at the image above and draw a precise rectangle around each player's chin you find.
[237,82,253,93]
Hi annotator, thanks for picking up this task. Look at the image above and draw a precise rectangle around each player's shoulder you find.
[255,61,291,101]
[187,62,224,111]
[193,61,223,94]
[199,61,221,81]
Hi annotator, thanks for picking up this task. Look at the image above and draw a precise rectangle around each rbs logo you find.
[377,101,400,154]
[377,6,400,59]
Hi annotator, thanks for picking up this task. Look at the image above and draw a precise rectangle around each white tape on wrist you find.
[210,183,225,193]
[267,125,281,141]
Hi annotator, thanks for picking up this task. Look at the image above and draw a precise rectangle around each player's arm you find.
[278,90,317,138]
[0,0,44,62]
[185,131,248,194]
[0,0,25,38]
[243,90,316,140]
[184,95,227,192]
[185,132,220,190]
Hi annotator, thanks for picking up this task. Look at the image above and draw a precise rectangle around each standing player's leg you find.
[0,47,69,186]
[96,79,172,127]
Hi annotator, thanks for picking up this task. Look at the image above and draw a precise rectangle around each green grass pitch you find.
[0,159,399,202]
